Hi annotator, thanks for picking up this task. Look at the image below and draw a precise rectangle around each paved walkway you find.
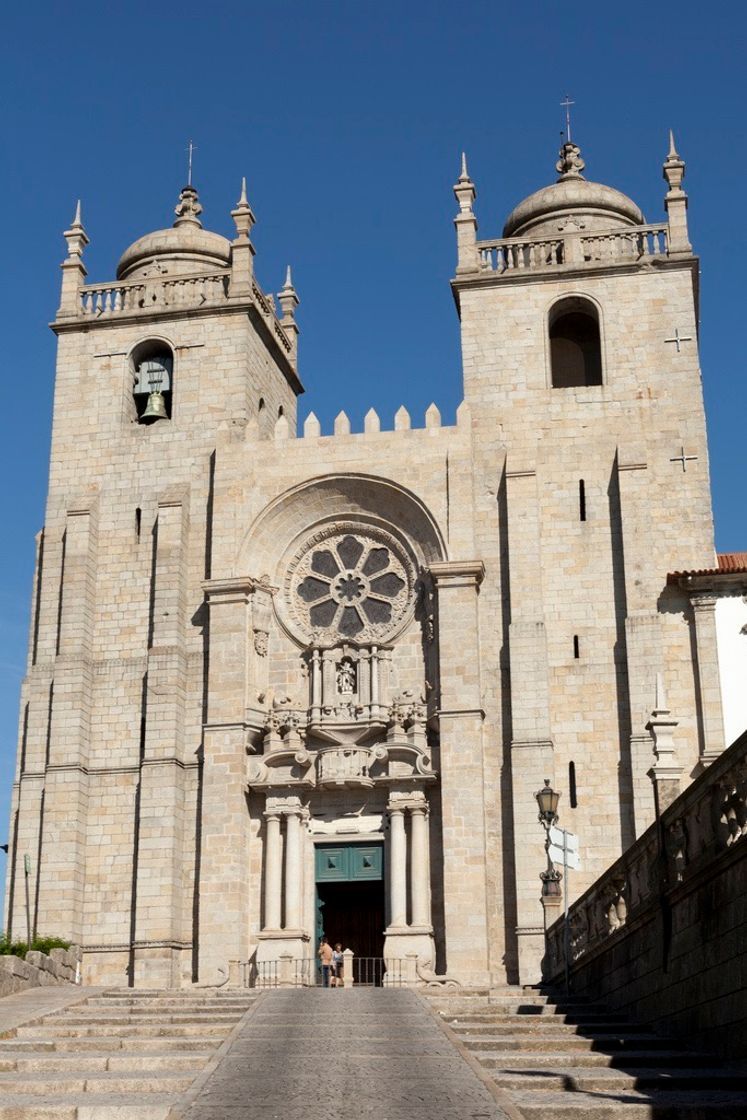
[177,988,511,1120]
[0,984,102,1033]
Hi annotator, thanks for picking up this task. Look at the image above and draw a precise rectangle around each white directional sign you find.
[548,827,581,870]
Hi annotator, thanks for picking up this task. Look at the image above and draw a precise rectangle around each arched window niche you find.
[548,297,603,388]
[130,339,174,423]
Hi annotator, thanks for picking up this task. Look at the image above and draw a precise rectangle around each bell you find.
[141,391,168,422]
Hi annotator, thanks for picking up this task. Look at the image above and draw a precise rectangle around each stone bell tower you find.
[4,178,302,986]
[451,134,719,982]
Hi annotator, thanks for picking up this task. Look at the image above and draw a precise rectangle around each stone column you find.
[284,809,302,930]
[199,577,254,983]
[263,811,282,931]
[429,560,489,985]
[38,503,97,946]
[646,675,683,811]
[615,446,661,839]
[691,594,725,764]
[310,650,321,722]
[410,805,430,928]
[135,494,190,987]
[504,467,554,985]
[389,806,407,928]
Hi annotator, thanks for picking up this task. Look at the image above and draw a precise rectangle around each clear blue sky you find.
[0,1,744,879]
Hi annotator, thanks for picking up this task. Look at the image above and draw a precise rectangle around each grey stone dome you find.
[503,142,644,238]
[117,185,231,281]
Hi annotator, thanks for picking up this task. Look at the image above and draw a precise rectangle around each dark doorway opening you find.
[317,880,385,984]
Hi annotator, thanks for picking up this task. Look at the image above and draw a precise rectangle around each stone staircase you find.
[0,987,257,1119]
[426,988,747,1119]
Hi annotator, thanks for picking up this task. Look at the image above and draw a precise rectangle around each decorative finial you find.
[186,140,197,187]
[459,152,470,182]
[63,198,89,260]
[668,129,679,160]
[556,141,586,180]
[282,265,293,290]
[239,176,248,206]
[560,94,575,142]
[174,184,203,228]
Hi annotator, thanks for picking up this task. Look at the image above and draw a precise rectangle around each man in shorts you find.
[318,936,333,987]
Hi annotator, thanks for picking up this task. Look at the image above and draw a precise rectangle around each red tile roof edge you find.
[668,552,747,580]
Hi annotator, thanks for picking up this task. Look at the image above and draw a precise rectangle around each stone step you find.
[0,1071,193,1095]
[3,1052,213,1074]
[477,1050,715,1069]
[35,1036,220,1054]
[490,1068,747,1093]
[15,1022,231,1039]
[450,1021,643,1035]
[507,1089,747,1118]
[442,1008,629,1022]
[81,1008,250,1016]
[460,1034,677,1052]
[42,1011,239,1025]
[94,991,255,1001]
[0,1093,174,1119]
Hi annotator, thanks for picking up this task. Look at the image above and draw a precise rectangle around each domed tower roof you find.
[503,141,644,239]
[117,185,231,281]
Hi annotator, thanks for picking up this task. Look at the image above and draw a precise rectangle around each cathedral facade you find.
[3,135,724,988]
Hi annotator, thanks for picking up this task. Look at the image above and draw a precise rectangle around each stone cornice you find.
[202,575,277,602]
[428,560,485,588]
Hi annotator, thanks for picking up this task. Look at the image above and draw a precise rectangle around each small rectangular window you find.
[579,479,586,522]
[573,635,580,659]
[569,761,578,808]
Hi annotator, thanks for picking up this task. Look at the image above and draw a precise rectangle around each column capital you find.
[265,793,304,817]
[428,560,485,589]
[690,592,718,612]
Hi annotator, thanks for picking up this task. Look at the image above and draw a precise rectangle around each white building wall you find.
[716,595,747,746]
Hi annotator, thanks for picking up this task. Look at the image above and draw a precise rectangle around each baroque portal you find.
[247,523,438,975]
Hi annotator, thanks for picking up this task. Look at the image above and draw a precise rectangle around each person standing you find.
[318,936,333,987]
[332,943,344,988]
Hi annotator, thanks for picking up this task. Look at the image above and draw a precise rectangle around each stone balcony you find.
[474,222,669,277]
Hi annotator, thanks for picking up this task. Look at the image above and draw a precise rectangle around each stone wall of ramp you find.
[0,945,80,998]
[543,729,747,1058]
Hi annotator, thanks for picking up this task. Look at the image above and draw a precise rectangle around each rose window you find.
[287,528,414,643]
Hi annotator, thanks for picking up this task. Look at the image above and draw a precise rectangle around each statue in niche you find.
[336,659,356,694]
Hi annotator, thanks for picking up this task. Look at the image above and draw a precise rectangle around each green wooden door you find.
[315,843,383,882]
[314,843,384,950]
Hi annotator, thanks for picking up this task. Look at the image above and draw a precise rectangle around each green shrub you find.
[0,935,71,959]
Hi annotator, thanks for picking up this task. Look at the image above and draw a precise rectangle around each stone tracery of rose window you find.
[286,527,414,644]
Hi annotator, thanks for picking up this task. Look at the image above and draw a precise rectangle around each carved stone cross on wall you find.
[670,446,698,472]
[665,328,693,353]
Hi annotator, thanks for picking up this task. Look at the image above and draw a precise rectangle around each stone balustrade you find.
[477,222,669,275]
[74,271,293,356]
[79,272,230,317]
[544,729,747,1012]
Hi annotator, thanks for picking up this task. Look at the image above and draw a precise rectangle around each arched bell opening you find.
[549,297,603,388]
[130,339,174,423]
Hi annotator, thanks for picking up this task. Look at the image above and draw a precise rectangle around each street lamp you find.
[535,779,561,897]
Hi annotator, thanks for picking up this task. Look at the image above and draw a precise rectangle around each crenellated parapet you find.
[272,400,470,441]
